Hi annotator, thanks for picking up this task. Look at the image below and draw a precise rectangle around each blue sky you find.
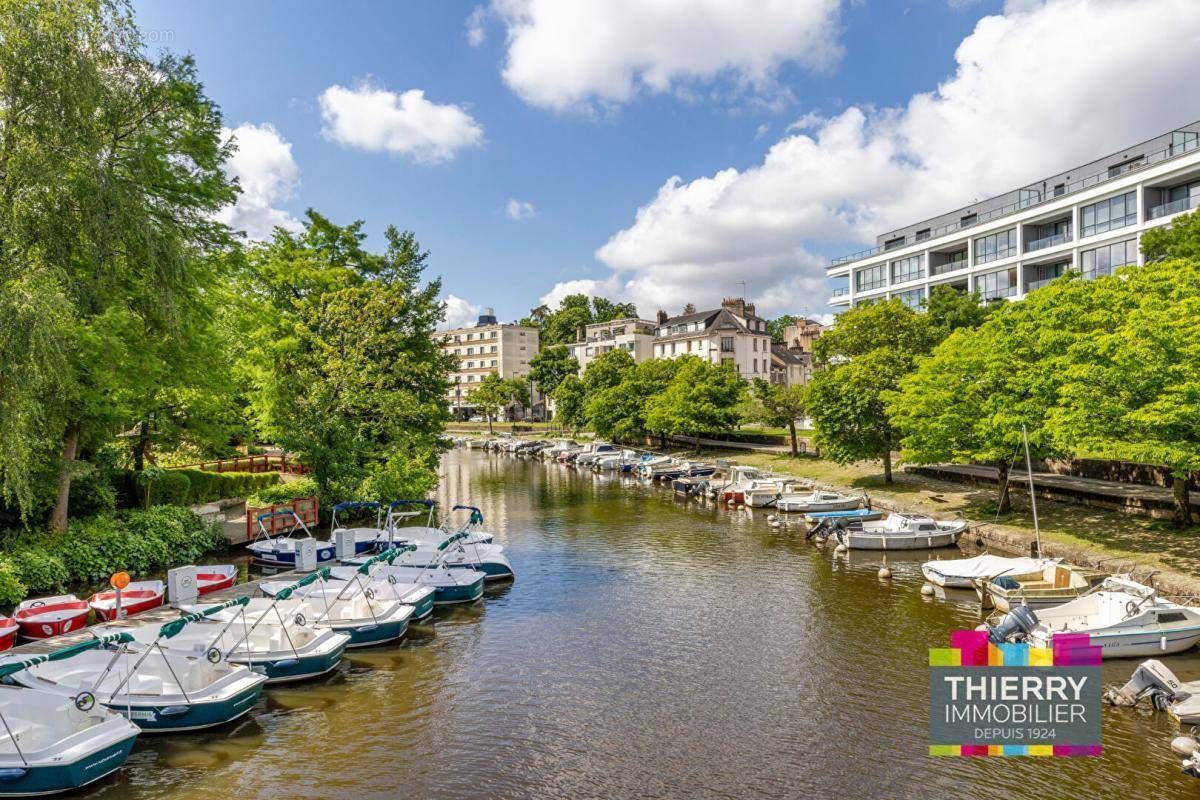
[134,0,1199,326]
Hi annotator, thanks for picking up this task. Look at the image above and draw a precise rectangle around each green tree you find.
[523,294,638,346]
[553,375,588,434]
[924,285,993,339]
[529,345,579,398]
[587,359,680,441]
[582,348,635,395]
[749,379,806,456]
[645,357,747,451]
[807,301,936,484]
[1141,207,1200,263]
[767,315,798,343]
[470,373,509,433]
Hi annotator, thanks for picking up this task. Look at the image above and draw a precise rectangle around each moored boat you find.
[330,501,387,555]
[973,562,1108,611]
[87,580,165,621]
[831,513,966,550]
[776,488,862,514]
[247,510,336,567]
[14,596,90,640]
[196,565,238,596]
[0,618,17,652]
[921,554,1058,589]
[1107,658,1200,725]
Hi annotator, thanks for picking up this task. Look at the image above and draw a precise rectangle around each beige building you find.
[651,298,772,380]
[568,317,657,374]
[769,317,826,388]
[440,308,539,418]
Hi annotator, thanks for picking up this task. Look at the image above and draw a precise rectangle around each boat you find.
[830,513,966,550]
[744,478,794,508]
[14,596,90,640]
[87,580,165,621]
[716,466,770,503]
[574,443,616,467]
[920,554,1060,589]
[247,510,336,567]
[0,618,17,652]
[1107,658,1200,725]
[595,449,639,471]
[196,565,238,596]
[330,500,388,555]
[378,503,513,581]
[671,475,710,496]
[1012,576,1200,658]
[776,488,862,514]
[325,546,437,620]
[973,562,1108,611]
[384,500,495,547]
[350,537,486,605]
[0,635,141,796]
[8,607,267,732]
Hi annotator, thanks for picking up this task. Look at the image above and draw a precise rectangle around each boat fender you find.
[272,658,300,670]
[0,769,28,781]
[1171,736,1199,758]
[920,584,935,596]
[878,566,891,580]
[986,606,1039,644]
[73,691,96,711]
[206,648,222,664]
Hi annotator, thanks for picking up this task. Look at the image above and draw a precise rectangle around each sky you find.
[135,0,1200,328]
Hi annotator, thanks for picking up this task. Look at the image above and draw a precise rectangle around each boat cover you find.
[923,554,1051,581]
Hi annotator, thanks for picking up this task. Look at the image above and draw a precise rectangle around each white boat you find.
[776,488,862,514]
[342,542,485,606]
[921,554,1060,589]
[377,503,511,581]
[247,510,336,567]
[832,513,966,550]
[575,443,616,467]
[466,438,486,449]
[743,478,795,508]
[716,466,768,503]
[7,610,267,732]
[0,637,141,796]
[1107,658,1200,725]
[329,500,387,556]
[594,450,638,471]
[1022,576,1200,658]
[973,562,1108,611]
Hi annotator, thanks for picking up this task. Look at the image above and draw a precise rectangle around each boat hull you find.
[90,594,164,621]
[778,499,861,514]
[1033,628,1200,659]
[235,642,348,683]
[15,611,90,640]
[0,735,137,797]
[920,565,973,588]
[327,616,410,648]
[838,531,961,550]
[111,682,263,732]
[249,545,336,568]
[433,579,485,605]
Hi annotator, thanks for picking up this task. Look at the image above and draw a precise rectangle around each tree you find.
[645,357,747,451]
[582,348,635,395]
[469,373,508,434]
[924,285,993,339]
[587,359,680,441]
[529,346,579,398]
[807,301,935,484]
[523,294,638,346]
[749,379,806,456]
[1141,207,1200,263]
[767,315,798,344]
[553,376,588,434]
[0,0,238,528]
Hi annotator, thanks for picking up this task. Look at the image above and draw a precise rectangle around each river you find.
[96,448,1200,799]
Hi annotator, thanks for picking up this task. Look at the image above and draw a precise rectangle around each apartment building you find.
[826,122,1200,309]
[567,317,657,373]
[652,298,772,379]
[769,318,825,388]
[440,309,539,418]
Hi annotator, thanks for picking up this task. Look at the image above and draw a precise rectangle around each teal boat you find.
[363,534,487,605]
[327,548,437,620]
[0,634,140,796]
[9,601,267,733]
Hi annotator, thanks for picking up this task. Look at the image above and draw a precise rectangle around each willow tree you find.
[0,0,236,528]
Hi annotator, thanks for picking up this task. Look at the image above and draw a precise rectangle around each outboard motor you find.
[1105,659,1191,711]
[985,605,1039,645]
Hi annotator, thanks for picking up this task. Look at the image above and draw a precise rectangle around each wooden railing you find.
[172,455,309,475]
[246,496,320,540]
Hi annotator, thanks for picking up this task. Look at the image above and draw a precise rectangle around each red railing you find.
[246,496,320,540]
[172,455,309,475]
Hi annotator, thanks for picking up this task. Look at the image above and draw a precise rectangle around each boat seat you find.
[127,673,164,696]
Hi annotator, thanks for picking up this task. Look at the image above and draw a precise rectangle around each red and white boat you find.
[14,594,90,639]
[88,580,165,621]
[197,565,238,596]
[0,616,17,651]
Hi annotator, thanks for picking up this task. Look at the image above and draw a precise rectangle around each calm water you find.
[91,449,1200,799]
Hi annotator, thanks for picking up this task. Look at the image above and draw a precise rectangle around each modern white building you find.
[439,309,539,418]
[568,317,657,374]
[826,123,1200,309]
[652,298,772,380]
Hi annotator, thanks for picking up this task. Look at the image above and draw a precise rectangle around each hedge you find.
[247,477,319,507]
[171,468,280,505]
[0,506,228,603]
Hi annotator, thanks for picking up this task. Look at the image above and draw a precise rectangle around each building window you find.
[670,342,676,355]
[752,338,758,352]
[1171,130,1200,156]
[915,228,931,242]
[720,337,735,352]
[960,213,977,228]
[753,359,758,372]
[1025,261,1071,293]
[1019,188,1041,208]
[890,254,925,284]
[1081,191,1136,237]
[977,267,1018,300]
[855,263,887,292]
[883,236,905,251]
[1107,157,1143,178]
[930,250,967,276]
[1080,239,1137,280]
[974,229,1016,264]
[894,288,925,309]
[491,345,497,353]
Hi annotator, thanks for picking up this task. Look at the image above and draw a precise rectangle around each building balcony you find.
[1149,194,1198,220]
[1024,228,1072,253]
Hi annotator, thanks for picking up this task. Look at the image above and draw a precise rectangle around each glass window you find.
[1172,131,1200,156]
[890,254,925,284]
[977,267,1018,300]
[893,288,925,309]
[855,263,887,291]
[720,337,735,352]
[1080,239,1137,280]
[974,229,1016,264]
[1081,191,1136,237]
[1019,188,1041,208]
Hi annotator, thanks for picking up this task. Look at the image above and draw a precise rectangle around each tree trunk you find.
[487,415,493,435]
[133,420,151,471]
[694,434,701,453]
[1172,473,1194,526]
[788,421,798,457]
[997,459,1012,515]
[882,450,893,485]
[49,422,80,533]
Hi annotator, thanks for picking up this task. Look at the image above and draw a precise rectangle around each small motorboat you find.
[921,554,1059,589]
[384,500,495,547]
[1006,576,1200,658]
[717,466,770,504]
[776,488,862,514]
[0,635,141,796]
[671,475,709,496]
[744,478,794,508]
[594,450,639,471]
[973,562,1108,611]
[247,510,336,567]
[8,611,267,732]
[330,500,387,555]
[197,565,238,596]
[88,580,165,621]
[574,443,616,467]
[831,513,966,550]
[1107,658,1200,725]
[14,596,90,640]
[347,541,485,605]
[376,504,512,581]
[0,617,16,652]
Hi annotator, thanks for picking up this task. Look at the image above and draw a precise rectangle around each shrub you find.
[0,560,25,605]
[248,477,319,507]
[8,548,69,592]
[68,468,117,518]
[172,468,279,504]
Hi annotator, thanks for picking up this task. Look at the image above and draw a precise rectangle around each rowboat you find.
[973,562,1108,611]
[921,555,1059,589]
[196,565,238,596]
[831,513,966,550]
[247,510,336,567]
[14,596,90,640]
[0,637,140,796]
[87,580,165,621]
[0,617,16,652]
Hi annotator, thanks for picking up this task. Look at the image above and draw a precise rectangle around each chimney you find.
[721,297,746,317]
[744,302,756,318]
[656,309,668,324]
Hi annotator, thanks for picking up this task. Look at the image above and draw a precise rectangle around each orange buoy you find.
[110,572,130,590]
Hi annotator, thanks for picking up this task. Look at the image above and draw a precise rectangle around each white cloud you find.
[466,5,487,46]
[489,0,842,112]
[319,82,485,164]
[215,122,303,240]
[441,295,484,330]
[506,199,537,220]
[539,0,1200,318]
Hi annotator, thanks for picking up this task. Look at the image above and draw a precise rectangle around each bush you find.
[8,548,70,593]
[68,468,117,518]
[248,477,319,507]
[0,560,25,605]
[173,468,279,504]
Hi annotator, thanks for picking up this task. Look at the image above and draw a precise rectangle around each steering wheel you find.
[73,691,96,712]
[1125,600,1140,617]
[364,587,376,600]
[206,648,222,664]
[387,575,397,585]
[294,613,307,627]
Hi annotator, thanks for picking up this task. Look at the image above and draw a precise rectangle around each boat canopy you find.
[926,554,1052,581]
[0,632,133,678]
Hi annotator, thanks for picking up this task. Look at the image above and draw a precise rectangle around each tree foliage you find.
[645,357,746,448]
[529,345,578,397]
[521,293,638,346]
[553,375,588,433]
[1141,207,1200,264]
[749,379,806,456]
[767,315,798,343]
[587,359,680,441]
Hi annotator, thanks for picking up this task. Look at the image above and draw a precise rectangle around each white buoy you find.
[767,514,777,523]
[1172,736,1200,757]
[770,520,781,528]
[878,565,892,580]
[920,583,935,596]
[834,543,847,554]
